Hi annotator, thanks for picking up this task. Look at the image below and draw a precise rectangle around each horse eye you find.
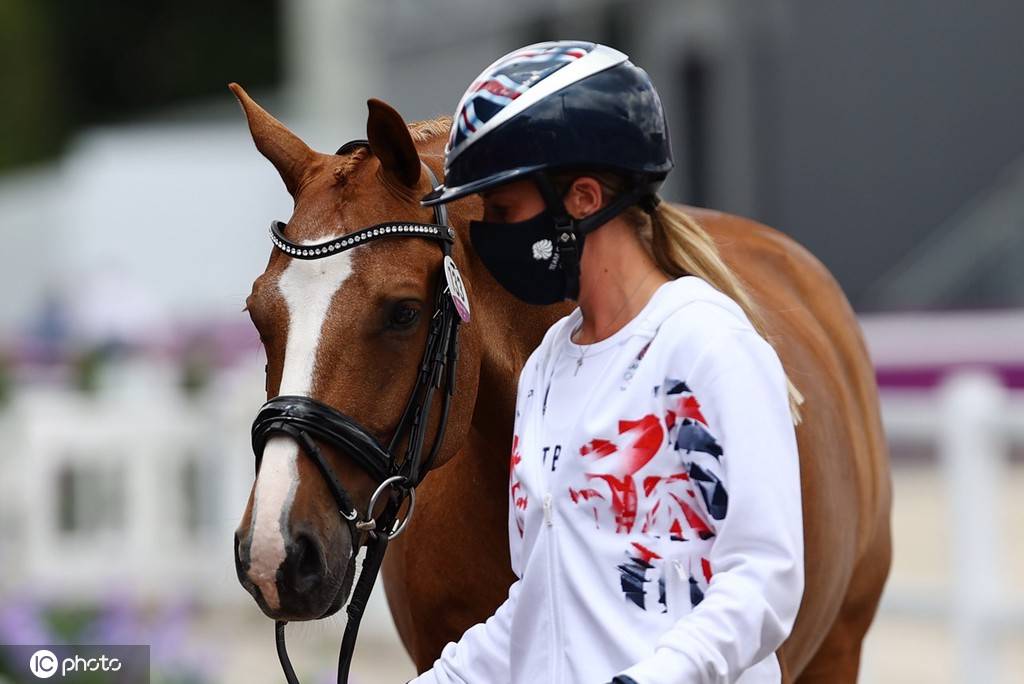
[390,303,420,329]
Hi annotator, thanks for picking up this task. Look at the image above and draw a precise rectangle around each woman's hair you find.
[552,170,805,425]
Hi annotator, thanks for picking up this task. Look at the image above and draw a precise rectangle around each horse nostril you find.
[287,532,325,592]
[234,530,248,575]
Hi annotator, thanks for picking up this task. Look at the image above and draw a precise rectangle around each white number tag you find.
[443,255,471,322]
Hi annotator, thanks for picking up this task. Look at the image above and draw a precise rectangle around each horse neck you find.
[449,202,573,445]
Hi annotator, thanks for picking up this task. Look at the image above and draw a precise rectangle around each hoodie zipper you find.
[670,559,687,618]
[672,558,686,580]
[542,491,563,682]
[530,317,592,684]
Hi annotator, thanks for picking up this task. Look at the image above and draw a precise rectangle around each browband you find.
[269,139,453,258]
[269,220,453,259]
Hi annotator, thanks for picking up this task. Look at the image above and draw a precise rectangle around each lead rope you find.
[335,530,391,682]
[273,539,391,684]
[275,621,299,684]
[274,497,399,684]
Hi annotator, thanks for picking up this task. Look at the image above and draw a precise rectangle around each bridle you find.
[249,139,467,683]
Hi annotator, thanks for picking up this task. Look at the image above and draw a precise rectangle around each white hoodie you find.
[411,276,804,684]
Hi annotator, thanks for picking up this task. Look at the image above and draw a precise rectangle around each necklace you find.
[571,269,658,376]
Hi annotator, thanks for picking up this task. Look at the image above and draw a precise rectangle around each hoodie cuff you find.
[407,672,436,684]
[615,647,702,684]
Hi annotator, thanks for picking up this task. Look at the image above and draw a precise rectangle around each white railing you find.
[0,359,261,605]
[0,357,399,639]
[876,370,1024,684]
[3,361,1023,672]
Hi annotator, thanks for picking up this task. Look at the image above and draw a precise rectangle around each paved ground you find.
[860,462,1024,684]
[204,462,1024,683]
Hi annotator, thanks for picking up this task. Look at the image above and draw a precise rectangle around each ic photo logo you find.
[29,649,58,678]
[28,648,123,679]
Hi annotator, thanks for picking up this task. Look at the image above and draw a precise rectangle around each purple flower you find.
[0,596,54,645]
[82,591,141,645]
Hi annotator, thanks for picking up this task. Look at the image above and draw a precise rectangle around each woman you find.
[414,41,804,684]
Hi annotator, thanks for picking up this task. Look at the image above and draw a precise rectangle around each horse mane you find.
[409,115,453,143]
[332,147,371,185]
[332,115,452,186]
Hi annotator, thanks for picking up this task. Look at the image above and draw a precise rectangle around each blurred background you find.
[0,0,1022,682]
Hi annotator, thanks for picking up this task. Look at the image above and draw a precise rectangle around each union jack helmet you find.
[421,40,673,206]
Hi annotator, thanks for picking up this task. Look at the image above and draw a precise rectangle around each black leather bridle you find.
[249,139,465,683]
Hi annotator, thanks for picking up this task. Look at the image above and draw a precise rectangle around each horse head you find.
[230,83,488,622]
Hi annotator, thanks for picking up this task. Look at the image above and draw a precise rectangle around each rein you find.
[249,139,466,683]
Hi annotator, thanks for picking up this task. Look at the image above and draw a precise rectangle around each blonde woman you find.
[415,41,804,684]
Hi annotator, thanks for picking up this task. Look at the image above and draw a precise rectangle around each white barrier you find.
[877,370,1024,683]
[0,357,402,644]
[3,360,1023,670]
[0,359,260,605]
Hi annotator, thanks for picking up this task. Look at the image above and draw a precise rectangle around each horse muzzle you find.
[234,522,355,622]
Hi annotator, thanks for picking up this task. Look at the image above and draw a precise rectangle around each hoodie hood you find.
[557,275,753,348]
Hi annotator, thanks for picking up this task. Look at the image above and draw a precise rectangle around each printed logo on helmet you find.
[449,42,594,155]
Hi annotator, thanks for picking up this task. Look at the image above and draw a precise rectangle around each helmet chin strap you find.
[532,172,664,301]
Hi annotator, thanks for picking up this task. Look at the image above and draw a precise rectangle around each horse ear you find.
[366,98,421,188]
[229,82,315,196]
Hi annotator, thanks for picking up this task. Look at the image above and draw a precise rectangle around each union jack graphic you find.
[450,42,592,151]
[565,378,732,611]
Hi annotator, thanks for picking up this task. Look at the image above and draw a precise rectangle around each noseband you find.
[249,139,466,683]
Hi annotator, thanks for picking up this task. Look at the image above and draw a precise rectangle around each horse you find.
[229,82,892,682]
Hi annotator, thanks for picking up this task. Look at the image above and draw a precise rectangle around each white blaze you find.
[248,241,354,610]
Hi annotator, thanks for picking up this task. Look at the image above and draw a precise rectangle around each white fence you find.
[0,359,260,604]
[877,371,1024,683]
[2,358,1023,679]
[0,355,402,640]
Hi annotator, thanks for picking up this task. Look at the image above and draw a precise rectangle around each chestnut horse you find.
[230,83,891,682]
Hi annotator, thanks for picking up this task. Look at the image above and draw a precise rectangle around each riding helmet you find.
[421,40,674,206]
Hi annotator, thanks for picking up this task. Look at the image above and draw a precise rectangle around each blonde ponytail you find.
[635,201,805,425]
[551,170,805,425]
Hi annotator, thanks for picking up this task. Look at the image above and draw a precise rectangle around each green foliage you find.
[0,351,11,407]
[72,346,105,395]
[44,604,101,642]
[0,0,64,169]
[179,345,213,398]
[0,0,282,172]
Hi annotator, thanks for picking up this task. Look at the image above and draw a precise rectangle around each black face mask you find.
[470,208,583,305]
[469,177,662,305]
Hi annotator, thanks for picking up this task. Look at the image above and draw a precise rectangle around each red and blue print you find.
[509,434,527,538]
[565,377,730,611]
[663,378,723,459]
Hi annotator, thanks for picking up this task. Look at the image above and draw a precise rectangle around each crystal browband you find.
[269,220,455,260]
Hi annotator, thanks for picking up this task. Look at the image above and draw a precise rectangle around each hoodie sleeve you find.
[408,578,523,684]
[407,488,524,684]
[408,355,538,684]
[615,326,804,684]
